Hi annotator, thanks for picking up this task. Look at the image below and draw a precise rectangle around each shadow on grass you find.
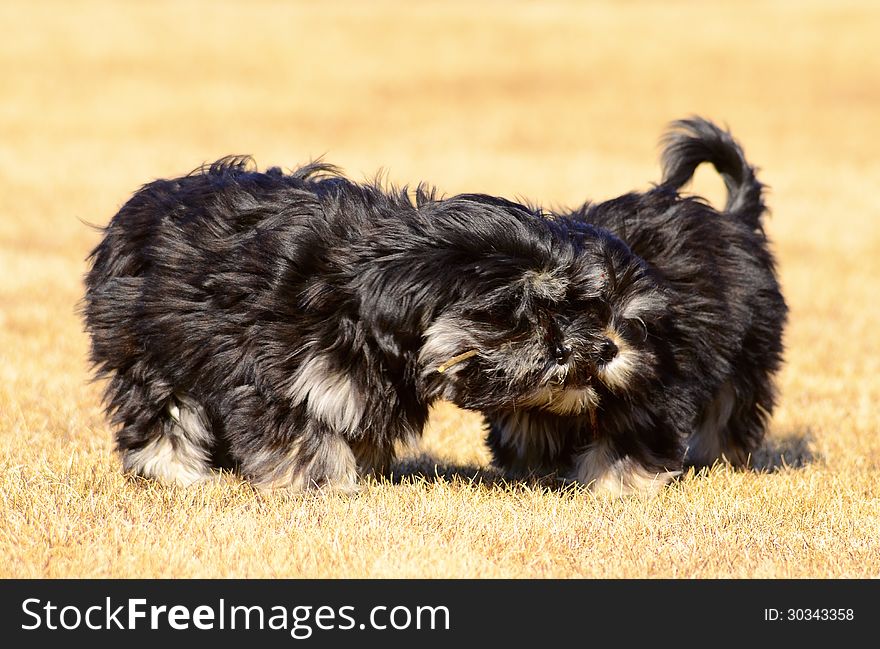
[749,427,816,473]
[390,455,501,487]
[390,428,816,490]
[389,455,564,491]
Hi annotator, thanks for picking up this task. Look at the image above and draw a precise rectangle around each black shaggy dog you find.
[83,117,785,497]
[485,118,787,495]
[84,158,618,490]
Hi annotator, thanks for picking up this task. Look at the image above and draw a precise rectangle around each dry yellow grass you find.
[2,0,879,578]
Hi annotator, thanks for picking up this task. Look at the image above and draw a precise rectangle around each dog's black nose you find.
[597,338,618,364]
[553,343,572,365]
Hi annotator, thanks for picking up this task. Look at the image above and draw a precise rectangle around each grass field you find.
[2,0,879,578]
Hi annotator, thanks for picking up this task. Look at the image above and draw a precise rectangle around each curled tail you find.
[660,117,766,231]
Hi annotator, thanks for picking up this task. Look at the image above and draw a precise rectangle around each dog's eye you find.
[621,317,648,342]
[552,313,571,328]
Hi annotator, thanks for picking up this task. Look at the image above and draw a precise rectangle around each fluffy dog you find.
[485,118,787,496]
[83,158,618,489]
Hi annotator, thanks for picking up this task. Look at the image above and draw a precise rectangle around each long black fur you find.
[485,118,787,494]
[83,117,786,496]
[83,157,615,489]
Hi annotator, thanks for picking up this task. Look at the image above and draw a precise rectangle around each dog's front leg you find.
[569,436,681,498]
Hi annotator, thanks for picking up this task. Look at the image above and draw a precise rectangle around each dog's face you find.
[420,229,668,415]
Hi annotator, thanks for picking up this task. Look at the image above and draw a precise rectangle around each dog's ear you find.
[418,314,478,376]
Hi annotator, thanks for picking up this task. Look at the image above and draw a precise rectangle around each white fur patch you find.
[570,440,679,498]
[419,317,476,376]
[250,435,358,492]
[287,355,364,433]
[522,385,599,415]
[122,395,212,486]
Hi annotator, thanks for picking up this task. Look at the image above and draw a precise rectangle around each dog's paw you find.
[570,442,680,498]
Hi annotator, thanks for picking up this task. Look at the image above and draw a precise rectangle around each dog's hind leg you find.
[686,381,738,467]
[100,366,214,486]
[121,394,215,486]
[686,378,775,468]
[686,379,765,468]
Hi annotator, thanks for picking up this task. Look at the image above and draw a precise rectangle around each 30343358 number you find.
[764,608,854,621]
